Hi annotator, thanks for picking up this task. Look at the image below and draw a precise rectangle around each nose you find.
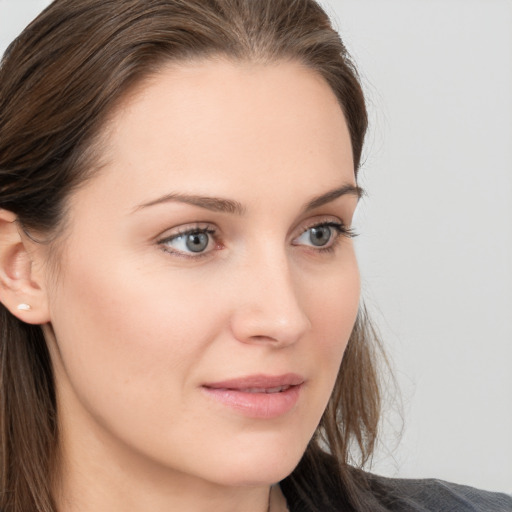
[229,253,311,348]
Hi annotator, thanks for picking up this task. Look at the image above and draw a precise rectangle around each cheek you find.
[297,255,360,408]
[305,255,360,346]
[45,236,360,483]
[47,252,225,425]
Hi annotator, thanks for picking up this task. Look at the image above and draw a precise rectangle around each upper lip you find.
[203,373,305,390]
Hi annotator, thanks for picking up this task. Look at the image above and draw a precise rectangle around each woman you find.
[0,1,510,511]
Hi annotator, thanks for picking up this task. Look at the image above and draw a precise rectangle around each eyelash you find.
[299,221,358,255]
[158,225,217,259]
[157,221,357,259]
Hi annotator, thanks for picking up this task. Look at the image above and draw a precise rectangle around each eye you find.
[158,227,216,257]
[304,225,333,247]
[293,221,355,250]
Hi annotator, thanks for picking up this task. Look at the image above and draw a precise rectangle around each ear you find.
[0,209,51,324]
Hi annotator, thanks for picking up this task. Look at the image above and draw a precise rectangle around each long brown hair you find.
[0,1,381,510]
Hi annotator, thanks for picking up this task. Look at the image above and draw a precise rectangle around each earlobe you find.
[0,209,51,324]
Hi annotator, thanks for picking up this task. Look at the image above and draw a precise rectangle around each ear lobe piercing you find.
[17,304,31,311]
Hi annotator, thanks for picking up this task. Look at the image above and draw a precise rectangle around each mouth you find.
[201,374,304,419]
[203,373,304,390]
[234,385,293,393]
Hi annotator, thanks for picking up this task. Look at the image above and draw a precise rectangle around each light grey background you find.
[319,0,512,493]
[2,0,511,493]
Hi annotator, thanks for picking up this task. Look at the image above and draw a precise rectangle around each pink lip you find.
[201,373,305,419]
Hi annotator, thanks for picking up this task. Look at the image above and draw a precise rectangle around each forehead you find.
[75,59,355,214]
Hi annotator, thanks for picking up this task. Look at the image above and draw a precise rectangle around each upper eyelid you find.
[293,216,347,237]
[156,214,349,237]
[157,218,349,254]
[298,218,344,230]
[156,217,346,240]
[157,226,218,259]
[157,223,217,244]
[292,221,347,245]
[156,222,216,240]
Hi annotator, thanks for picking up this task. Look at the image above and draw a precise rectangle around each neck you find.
[56,464,273,512]
[55,443,275,512]
[54,410,282,512]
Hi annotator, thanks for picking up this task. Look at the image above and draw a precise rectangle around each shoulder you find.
[362,472,512,512]
[281,449,512,512]
[281,452,512,512]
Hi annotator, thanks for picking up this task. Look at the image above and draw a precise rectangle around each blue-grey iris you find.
[310,226,331,246]
[186,232,209,252]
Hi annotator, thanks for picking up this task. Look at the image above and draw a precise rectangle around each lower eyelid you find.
[158,227,217,254]
[157,221,353,257]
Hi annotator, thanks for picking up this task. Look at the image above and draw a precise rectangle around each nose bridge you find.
[229,242,311,346]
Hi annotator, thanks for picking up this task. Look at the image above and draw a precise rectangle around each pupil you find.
[186,232,209,252]
[310,226,331,246]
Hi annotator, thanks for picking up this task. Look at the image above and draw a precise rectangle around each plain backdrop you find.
[1,0,511,494]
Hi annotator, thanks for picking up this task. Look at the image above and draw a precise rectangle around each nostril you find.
[249,334,280,344]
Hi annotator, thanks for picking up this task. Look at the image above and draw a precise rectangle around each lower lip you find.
[201,384,302,419]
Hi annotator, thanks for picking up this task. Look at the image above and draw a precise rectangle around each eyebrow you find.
[133,183,363,215]
[134,193,245,215]
[303,184,364,212]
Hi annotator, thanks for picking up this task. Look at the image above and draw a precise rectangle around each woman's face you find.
[43,59,360,489]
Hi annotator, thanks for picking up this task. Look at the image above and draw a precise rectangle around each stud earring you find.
[17,304,31,311]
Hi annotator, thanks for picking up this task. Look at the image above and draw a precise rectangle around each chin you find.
[197,436,308,487]
[211,461,300,488]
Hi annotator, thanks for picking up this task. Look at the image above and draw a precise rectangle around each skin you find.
[3,59,360,511]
